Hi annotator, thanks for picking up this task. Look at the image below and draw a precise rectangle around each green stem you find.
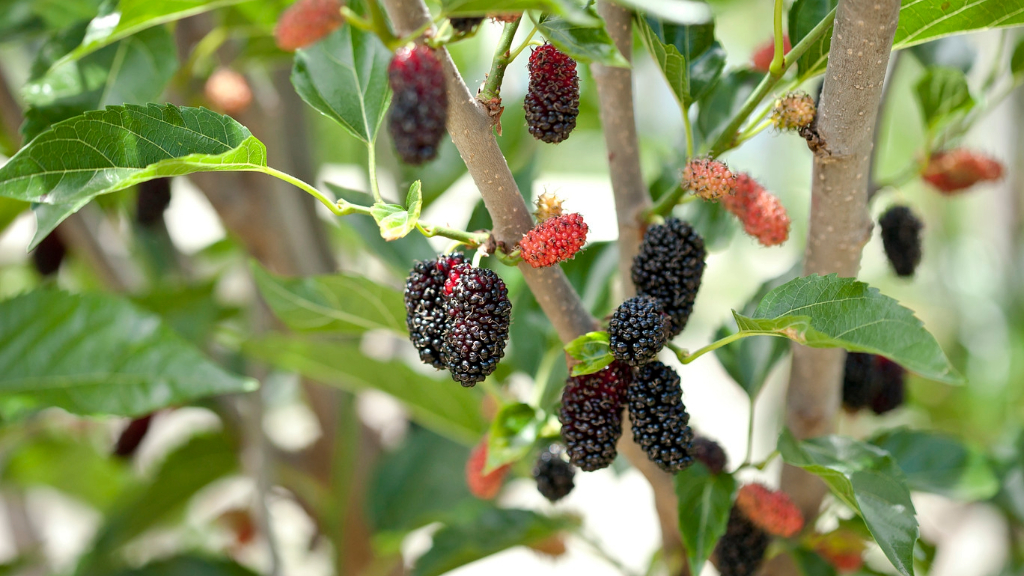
[682,108,695,160]
[367,142,382,203]
[531,346,563,407]
[769,0,785,77]
[262,167,346,215]
[709,7,838,157]
[478,17,523,102]
[673,331,753,365]
[493,248,522,266]
[340,6,375,33]
[364,0,397,47]
[508,24,539,63]
[416,222,490,246]
[744,399,756,465]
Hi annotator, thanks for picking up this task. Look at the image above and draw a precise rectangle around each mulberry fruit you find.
[683,158,736,201]
[609,296,671,366]
[922,149,1004,194]
[533,446,576,502]
[524,44,580,144]
[751,35,791,72]
[113,414,154,458]
[842,352,907,415]
[404,254,466,370]
[691,435,728,474]
[449,17,483,33]
[466,437,510,499]
[735,483,804,537]
[722,173,791,247]
[136,178,172,227]
[811,529,866,573]
[771,92,816,131]
[31,232,67,277]
[519,213,588,268]
[442,263,512,386]
[632,218,707,336]
[878,205,923,277]
[205,68,253,115]
[274,0,344,51]
[533,191,564,222]
[628,361,694,473]
[388,46,449,165]
[559,361,631,471]
[716,506,770,576]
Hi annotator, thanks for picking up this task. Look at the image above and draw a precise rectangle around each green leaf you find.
[243,334,486,443]
[893,0,1024,50]
[536,10,629,67]
[1012,38,1024,79]
[441,0,599,26]
[564,331,613,376]
[610,0,712,25]
[54,0,252,67]
[0,0,103,40]
[0,104,267,248]
[788,0,837,78]
[132,282,235,346]
[908,36,976,74]
[732,274,962,385]
[675,464,736,574]
[106,556,258,576]
[695,69,761,151]
[412,507,579,576]
[487,403,544,471]
[791,548,839,576]
[0,198,27,235]
[0,290,255,417]
[291,25,391,144]
[252,263,405,334]
[779,430,919,576]
[870,429,998,500]
[914,66,973,133]
[22,25,178,141]
[636,17,725,108]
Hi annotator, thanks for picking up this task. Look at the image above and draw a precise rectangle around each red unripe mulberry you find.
[274,0,344,51]
[524,44,580,144]
[205,68,253,115]
[683,158,737,201]
[922,149,1004,194]
[519,213,588,268]
[735,483,804,538]
[752,36,791,72]
[388,46,449,165]
[722,173,790,246]
[465,437,510,499]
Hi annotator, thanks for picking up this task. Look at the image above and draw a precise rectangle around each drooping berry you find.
[466,437,510,499]
[735,483,804,537]
[113,414,154,458]
[878,205,923,277]
[388,45,449,165]
[922,149,1004,194]
[751,35,791,72]
[136,178,172,227]
[691,435,728,474]
[869,356,906,415]
[609,296,671,367]
[628,361,694,473]
[721,173,791,247]
[524,44,580,144]
[632,218,707,336]
[449,17,484,33]
[771,92,816,131]
[442,263,512,386]
[519,213,588,268]
[683,158,737,201]
[274,0,344,51]
[559,361,631,471]
[205,68,253,116]
[404,254,466,369]
[716,506,770,576]
[842,352,907,415]
[31,232,67,276]
[533,191,565,223]
[533,446,576,502]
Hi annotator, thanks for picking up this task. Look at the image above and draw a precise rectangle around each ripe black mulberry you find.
[842,352,907,415]
[628,361,694,472]
[691,435,728,474]
[716,506,770,576]
[879,205,923,277]
[388,45,448,165]
[632,218,707,336]
[442,264,512,386]
[559,361,631,471]
[524,44,579,144]
[608,296,671,366]
[404,254,466,370]
[533,446,576,502]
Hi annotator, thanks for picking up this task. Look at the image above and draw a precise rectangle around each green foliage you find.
[536,10,629,67]
[610,0,712,24]
[871,428,999,500]
[674,463,736,574]
[563,330,612,375]
[486,402,546,471]
[440,0,597,25]
[291,25,392,144]
[0,290,255,417]
[106,556,257,576]
[1013,38,1024,79]
[893,0,1024,50]
[779,430,919,576]
[636,17,725,109]
[914,66,974,134]
[790,548,839,576]
[371,181,423,240]
[695,69,761,150]
[788,0,837,78]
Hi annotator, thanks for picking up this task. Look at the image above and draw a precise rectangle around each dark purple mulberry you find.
[632,218,707,336]
[449,17,483,33]
[559,361,631,471]
[609,295,671,366]
[842,352,907,415]
[441,264,512,386]
[388,45,448,165]
[628,361,694,473]
[879,205,923,277]
[31,232,66,277]
[692,435,728,474]
[136,178,172,226]
[715,506,770,576]
[533,446,576,502]
[404,254,466,369]
[524,44,579,144]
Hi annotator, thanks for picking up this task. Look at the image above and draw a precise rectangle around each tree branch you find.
[591,1,684,565]
[381,0,597,343]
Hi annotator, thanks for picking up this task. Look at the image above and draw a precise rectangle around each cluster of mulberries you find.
[627,362,694,473]
[878,205,923,277]
[274,0,344,51]
[533,446,576,502]
[842,352,907,415]
[735,484,804,538]
[388,46,449,165]
[558,361,631,471]
[524,44,580,144]
[449,17,484,33]
[691,435,728,474]
[716,506,771,576]
[466,437,510,499]
[609,296,671,366]
[404,256,511,386]
[751,35,791,72]
[922,149,1004,194]
[683,158,736,201]
[721,173,791,247]
[771,92,816,131]
[519,213,588,268]
[632,218,707,336]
